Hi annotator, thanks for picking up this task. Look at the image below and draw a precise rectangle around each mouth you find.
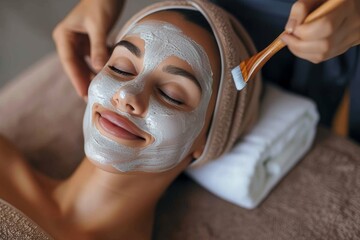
[93,105,151,145]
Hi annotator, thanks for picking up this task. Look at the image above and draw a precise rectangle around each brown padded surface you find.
[154,128,360,240]
[1,54,360,239]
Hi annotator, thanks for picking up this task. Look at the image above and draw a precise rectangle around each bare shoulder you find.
[0,135,26,169]
[0,134,50,211]
[0,134,32,191]
[0,134,61,193]
[0,134,47,197]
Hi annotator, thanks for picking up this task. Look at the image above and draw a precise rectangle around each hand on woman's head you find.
[282,0,360,63]
[53,0,125,99]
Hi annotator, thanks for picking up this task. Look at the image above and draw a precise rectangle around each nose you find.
[111,85,149,117]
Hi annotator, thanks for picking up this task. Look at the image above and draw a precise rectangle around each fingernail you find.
[285,19,297,34]
[83,95,88,103]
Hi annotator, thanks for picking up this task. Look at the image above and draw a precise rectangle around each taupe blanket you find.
[155,128,360,239]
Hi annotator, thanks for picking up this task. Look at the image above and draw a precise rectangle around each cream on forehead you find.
[83,21,213,172]
[126,21,213,91]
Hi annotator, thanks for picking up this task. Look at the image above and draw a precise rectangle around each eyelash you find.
[108,65,183,106]
[158,89,183,106]
[108,65,134,76]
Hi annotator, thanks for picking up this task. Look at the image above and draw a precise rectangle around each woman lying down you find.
[0,0,261,239]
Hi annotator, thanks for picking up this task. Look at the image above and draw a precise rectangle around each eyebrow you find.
[114,40,142,58]
[162,65,201,90]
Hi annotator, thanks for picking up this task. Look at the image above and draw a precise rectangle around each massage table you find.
[0,54,359,239]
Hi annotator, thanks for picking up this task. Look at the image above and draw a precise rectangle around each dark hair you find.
[155,9,214,38]
[170,9,213,35]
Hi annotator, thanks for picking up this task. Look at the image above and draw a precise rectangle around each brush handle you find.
[243,0,343,82]
[242,34,286,82]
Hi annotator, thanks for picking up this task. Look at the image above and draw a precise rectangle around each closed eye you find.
[108,65,134,77]
[158,89,183,105]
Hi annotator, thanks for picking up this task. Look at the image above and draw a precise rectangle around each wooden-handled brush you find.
[231,0,344,90]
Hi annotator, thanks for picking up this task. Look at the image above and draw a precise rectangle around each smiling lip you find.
[97,110,145,141]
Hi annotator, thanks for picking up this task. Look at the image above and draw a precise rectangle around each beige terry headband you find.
[115,0,262,167]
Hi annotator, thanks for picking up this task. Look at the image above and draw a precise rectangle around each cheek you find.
[145,98,205,147]
[88,73,121,104]
[147,112,188,145]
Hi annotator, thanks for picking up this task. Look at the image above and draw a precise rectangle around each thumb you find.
[285,0,324,33]
[88,26,109,71]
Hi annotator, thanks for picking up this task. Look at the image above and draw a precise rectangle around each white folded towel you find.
[186,84,319,209]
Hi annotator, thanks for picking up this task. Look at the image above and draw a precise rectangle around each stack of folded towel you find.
[186,84,319,209]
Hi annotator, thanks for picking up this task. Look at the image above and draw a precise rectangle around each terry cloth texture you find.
[186,84,319,209]
[0,199,53,239]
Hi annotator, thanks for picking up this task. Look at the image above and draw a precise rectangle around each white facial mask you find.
[83,21,213,172]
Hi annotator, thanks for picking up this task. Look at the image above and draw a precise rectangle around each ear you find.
[190,116,209,161]
[192,146,205,159]
[191,135,206,160]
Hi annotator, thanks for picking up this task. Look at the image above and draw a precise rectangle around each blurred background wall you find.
[0,0,160,88]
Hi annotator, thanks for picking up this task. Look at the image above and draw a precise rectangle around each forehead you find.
[140,11,220,89]
[123,20,213,90]
[115,10,221,88]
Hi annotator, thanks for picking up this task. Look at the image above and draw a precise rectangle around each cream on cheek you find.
[83,21,213,172]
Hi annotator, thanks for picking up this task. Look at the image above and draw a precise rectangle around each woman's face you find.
[83,11,220,173]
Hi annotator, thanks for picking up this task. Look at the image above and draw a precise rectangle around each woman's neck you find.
[52,157,185,238]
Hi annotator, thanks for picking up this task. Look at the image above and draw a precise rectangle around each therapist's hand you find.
[53,0,124,98]
[281,0,360,64]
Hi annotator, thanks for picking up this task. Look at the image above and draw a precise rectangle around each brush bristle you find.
[231,66,246,90]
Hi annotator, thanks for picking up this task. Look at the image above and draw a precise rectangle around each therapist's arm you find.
[281,0,360,64]
[53,0,125,99]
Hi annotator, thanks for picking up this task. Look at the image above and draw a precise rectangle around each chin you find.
[85,156,151,175]
[86,157,119,173]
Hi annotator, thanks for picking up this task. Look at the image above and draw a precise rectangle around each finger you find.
[283,30,353,63]
[293,3,346,40]
[283,38,326,63]
[285,0,325,33]
[281,33,331,54]
[54,29,92,97]
[87,23,109,72]
[282,35,342,63]
[288,44,349,63]
[289,51,325,64]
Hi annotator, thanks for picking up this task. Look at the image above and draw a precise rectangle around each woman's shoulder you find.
[0,135,50,213]
[0,135,35,191]
[0,135,25,167]
[0,135,30,191]
[0,135,61,239]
